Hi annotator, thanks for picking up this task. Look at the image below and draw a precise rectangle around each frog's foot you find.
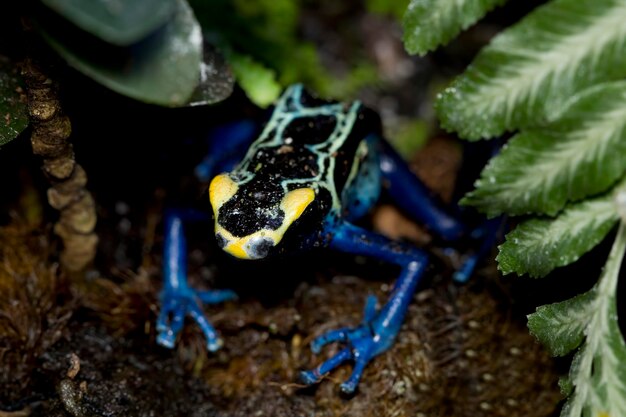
[299,295,395,394]
[156,287,236,352]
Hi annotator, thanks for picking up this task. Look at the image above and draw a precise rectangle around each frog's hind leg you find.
[373,136,501,282]
[300,221,428,394]
[372,135,467,242]
[157,209,236,351]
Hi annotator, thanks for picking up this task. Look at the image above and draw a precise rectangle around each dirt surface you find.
[1,219,562,417]
[0,133,562,416]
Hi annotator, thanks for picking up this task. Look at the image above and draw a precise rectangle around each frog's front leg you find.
[156,209,236,351]
[300,221,428,394]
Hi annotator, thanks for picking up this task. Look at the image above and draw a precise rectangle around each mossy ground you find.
[0,138,562,416]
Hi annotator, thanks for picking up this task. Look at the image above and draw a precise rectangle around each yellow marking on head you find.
[224,239,248,259]
[281,188,315,223]
[214,187,315,260]
[597,412,609,417]
[209,174,238,215]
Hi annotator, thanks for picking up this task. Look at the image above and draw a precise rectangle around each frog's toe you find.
[300,347,353,385]
[310,328,350,354]
[156,296,186,348]
[197,289,238,304]
[156,328,177,349]
[157,287,235,351]
[310,295,378,354]
[301,325,381,393]
[186,298,224,351]
[300,294,391,391]
[339,355,370,394]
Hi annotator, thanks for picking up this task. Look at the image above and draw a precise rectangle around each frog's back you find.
[232,85,382,215]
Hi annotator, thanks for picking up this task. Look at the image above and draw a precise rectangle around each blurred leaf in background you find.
[41,0,176,46]
[0,56,28,146]
[38,0,205,107]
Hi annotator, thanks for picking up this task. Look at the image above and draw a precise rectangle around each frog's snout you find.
[215,232,274,260]
[245,236,273,259]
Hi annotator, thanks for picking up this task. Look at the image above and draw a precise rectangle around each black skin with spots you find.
[215,91,382,256]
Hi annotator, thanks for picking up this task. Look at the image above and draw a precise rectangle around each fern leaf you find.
[462,82,626,216]
[436,0,626,140]
[558,222,626,417]
[227,52,281,108]
[527,290,595,357]
[497,192,619,277]
[402,0,506,56]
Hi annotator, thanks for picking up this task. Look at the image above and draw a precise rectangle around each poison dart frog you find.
[156,84,495,394]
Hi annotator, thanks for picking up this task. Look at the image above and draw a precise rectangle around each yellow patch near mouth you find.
[224,239,249,259]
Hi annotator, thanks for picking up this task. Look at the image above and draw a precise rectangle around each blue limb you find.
[453,216,506,283]
[371,135,467,242]
[450,139,507,282]
[300,221,428,393]
[157,209,236,351]
[373,135,504,284]
[309,294,378,354]
[195,119,258,181]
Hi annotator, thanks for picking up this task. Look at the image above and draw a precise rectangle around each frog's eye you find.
[280,187,315,223]
[209,174,238,213]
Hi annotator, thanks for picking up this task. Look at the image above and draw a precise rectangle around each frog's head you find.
[208,173,315,260]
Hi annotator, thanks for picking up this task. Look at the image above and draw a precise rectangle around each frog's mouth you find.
[215,231,275,260]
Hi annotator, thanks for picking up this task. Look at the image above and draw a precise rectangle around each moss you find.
[0,222,73,405]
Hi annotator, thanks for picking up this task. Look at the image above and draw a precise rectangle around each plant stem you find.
[20,58,98,272]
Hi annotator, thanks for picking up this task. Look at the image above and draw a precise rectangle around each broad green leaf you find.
[40,0,202,107]
[402,0,506,56]
[227,52,281,108]
[0,57,28,146]
[497,189,620,277]
[436,0,626,140]
[558,222,626,417]
[527,290,595,356]
[617,187,626,222]
[42,0,175,46]
[463,82,626,216]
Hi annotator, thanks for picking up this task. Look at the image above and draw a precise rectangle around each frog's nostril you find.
[215,233,227,249]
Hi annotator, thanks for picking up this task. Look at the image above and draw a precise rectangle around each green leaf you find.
[0,57,28,146]
[527,290,595,356]
[497,192,620,277]
[558,222,626,417]
[462,82,626,216]
[41,0,175,46]
[40,0,202,107]
[367,0,409,20]
[402,0,506,56]
[436,0,626,139]
[227,52,281,108]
